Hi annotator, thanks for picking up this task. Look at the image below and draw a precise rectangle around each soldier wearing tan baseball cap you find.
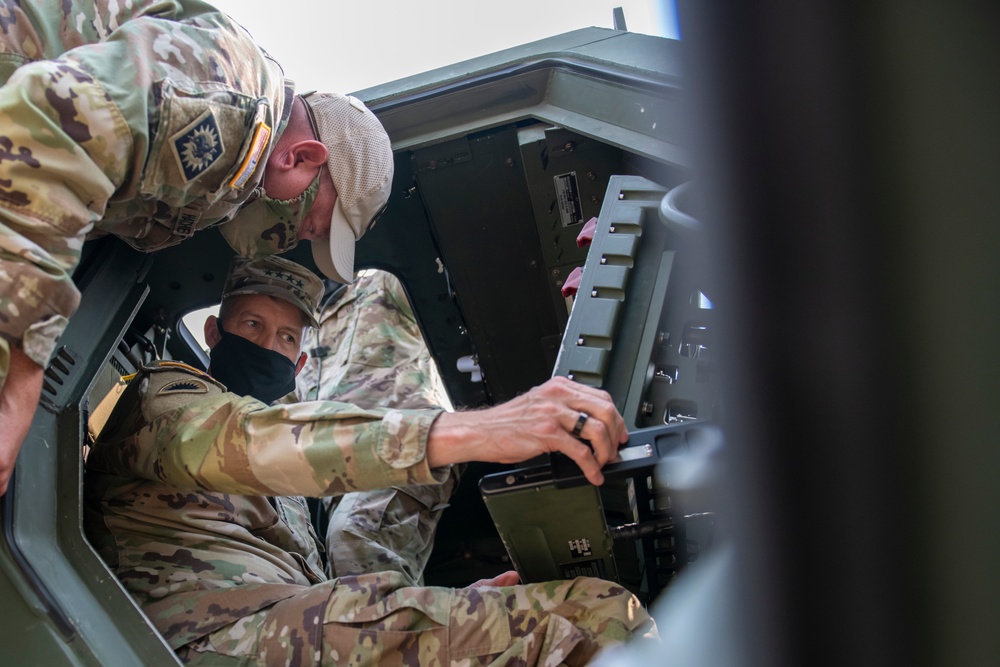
[218,92,393,284]
[300,92,394,284]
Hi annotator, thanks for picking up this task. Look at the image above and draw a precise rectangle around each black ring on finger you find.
[571,411,589,437]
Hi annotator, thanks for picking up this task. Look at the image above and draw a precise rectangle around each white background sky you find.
[208,0,679,94]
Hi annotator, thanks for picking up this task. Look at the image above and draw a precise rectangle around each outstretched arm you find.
[89,374,627,496]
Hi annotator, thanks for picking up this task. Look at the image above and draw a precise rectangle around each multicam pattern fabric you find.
[84,361,445,647]
[224,254,326,327]
[0,0,292,381]
[176,572,655,666]
[295,270,456,584]
[84,363,655,663]
[323,471,459,587]
[295,270,451,410]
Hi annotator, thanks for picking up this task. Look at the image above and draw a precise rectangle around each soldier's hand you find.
[426,377,628,486]
[467,570,520,588]
[0,347,45,495]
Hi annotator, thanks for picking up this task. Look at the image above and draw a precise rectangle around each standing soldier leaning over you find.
[0,1,393,494]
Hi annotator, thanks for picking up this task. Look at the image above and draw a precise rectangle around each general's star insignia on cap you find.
[171,110,225,182]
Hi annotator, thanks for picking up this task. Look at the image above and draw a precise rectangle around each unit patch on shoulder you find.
[159,379,211,395]
[171,110,225,182]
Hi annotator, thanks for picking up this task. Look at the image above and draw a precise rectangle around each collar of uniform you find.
[274,79,296,138]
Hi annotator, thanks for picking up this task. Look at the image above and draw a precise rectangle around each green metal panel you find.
[1,239,179,666]
[362,29,687,166]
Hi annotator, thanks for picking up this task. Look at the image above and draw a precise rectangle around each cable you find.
[609,516,675,542]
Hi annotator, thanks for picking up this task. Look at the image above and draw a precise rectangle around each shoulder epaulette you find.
[122,360,214,384]
[153,360,214,377]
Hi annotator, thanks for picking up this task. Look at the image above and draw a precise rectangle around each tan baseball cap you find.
[222,256,324,327]
[301,91,393,284]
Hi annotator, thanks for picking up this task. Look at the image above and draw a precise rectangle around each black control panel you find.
[550,175,718,482]
[481,175,718,602]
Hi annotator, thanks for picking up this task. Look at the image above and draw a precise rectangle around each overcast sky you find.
[208,0,679,94]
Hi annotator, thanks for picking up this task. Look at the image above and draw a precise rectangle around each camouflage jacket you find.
[0,1,291,378]
[84,362,446,648]
[295,270,451,410]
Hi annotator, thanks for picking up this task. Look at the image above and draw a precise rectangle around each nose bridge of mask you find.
[219,172,321,258]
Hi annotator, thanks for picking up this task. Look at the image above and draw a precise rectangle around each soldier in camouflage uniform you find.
[0,1,393,495]
[85,255,656,665]
[295,269,456,585]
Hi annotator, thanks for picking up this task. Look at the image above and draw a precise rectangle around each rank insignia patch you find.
[171,111,225,182]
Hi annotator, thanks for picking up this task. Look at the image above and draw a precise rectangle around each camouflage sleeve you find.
[0,1,191,79]
[112,393,448,497]
[0,5,270,378]
[0,54,132,370]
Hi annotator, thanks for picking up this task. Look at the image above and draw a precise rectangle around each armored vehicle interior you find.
[3,3,999,666]
[3,25,704,665]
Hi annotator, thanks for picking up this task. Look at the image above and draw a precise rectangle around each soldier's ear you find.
[288,140,328,170]
[205,315,222,350]
[294,352,307,376]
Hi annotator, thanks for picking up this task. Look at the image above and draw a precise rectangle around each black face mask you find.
[208,321,297,404]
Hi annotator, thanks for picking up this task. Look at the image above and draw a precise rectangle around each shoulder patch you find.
[171,110,225,182]
[140,366,225,424]
[159,379,210,395]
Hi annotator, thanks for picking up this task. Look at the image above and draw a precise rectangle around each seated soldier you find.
[84,256,656,666]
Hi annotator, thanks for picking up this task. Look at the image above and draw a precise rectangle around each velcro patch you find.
[171,111,225,182]
[229,120,271,190]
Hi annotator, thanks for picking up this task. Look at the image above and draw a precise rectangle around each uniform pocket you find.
[141,80,256,208]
